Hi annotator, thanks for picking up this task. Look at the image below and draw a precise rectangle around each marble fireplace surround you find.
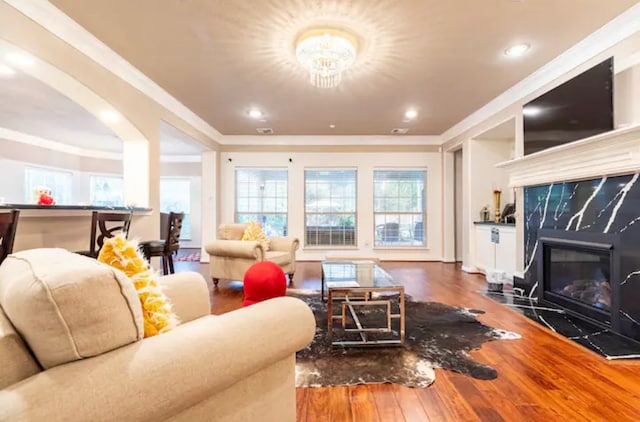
[497,124,640,343]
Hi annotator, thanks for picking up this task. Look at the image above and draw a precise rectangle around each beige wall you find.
[220,149,443,261]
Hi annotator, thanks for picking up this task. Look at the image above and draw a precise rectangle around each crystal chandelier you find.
[295,29,357,89]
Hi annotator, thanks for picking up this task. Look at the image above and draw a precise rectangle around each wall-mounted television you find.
[523,57,614,156]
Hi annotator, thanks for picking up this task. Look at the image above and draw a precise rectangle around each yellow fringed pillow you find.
[98,234,179,337]
[241,221,270,251]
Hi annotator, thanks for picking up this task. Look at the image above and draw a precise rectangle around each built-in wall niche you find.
[469,118,516,220]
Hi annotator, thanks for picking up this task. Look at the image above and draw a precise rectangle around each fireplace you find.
[537,230,619,327]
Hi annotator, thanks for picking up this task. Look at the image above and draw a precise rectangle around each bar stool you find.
[0,210,19,265]
[77,211,133,258]
[140,212,184,275]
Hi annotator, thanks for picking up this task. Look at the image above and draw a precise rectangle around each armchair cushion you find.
[217,223,248,240]
[0,249,143,369]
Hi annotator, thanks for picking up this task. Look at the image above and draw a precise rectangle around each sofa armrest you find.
[157,272,211,323]
[268,237,300,255]
[205,240,264,259]
[0,297,315,422]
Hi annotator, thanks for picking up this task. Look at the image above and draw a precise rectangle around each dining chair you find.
[77,211,133,258]
[0,210,20,265]
[140,212,184,275]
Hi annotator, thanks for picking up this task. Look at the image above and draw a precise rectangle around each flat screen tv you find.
[523,57,613,156]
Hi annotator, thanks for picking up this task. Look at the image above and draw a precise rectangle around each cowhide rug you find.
[291,290,520,388]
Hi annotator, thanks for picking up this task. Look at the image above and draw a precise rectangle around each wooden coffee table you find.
[321,260,405,347]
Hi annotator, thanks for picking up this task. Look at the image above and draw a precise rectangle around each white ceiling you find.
[0,67,207,156]
[0,67,122,152]
[50,0,639,136]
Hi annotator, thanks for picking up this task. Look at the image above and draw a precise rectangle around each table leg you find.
[327,289,333,343]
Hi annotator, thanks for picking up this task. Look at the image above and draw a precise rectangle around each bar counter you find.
[0,204,154,252]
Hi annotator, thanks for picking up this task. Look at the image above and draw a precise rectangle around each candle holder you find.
[493,189,502,223]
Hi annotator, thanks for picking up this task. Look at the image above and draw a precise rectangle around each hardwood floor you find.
[174,259,640,421]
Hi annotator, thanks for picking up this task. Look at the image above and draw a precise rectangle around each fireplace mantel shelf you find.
[496,123,640,187]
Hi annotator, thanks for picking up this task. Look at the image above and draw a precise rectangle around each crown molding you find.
[3,0,223,143]
[0,126,201,162]
[440,3,640,143]
[160,155,201,163]
[220,135,442,146]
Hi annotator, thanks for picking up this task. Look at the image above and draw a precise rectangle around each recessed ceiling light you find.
[0,64,15,76]
[522,106,542,117]
[404,109,418,120]
[329,124,336,128]
[99,109,121,123]
[504,43,530,57]
[249,109,263,119]
[5,52,35,67]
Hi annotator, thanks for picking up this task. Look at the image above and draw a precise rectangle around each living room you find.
[1,1,640,421]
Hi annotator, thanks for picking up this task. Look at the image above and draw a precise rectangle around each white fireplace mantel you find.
[496,124,640,187]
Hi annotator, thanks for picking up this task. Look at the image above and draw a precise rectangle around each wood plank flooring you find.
[174,259,640,421]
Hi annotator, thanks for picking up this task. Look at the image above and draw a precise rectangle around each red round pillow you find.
[242,261,287,307]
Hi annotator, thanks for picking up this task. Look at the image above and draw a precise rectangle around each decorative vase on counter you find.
[493,189,502,223]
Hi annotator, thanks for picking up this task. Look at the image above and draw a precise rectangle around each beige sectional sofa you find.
[0,249,315,422]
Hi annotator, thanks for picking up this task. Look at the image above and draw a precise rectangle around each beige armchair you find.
[0,249,315,422]
[205,223,300,286]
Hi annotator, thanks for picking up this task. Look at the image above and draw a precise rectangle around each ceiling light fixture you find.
[295,28,358,89]
[249,109,263,119]
[329,124,336,129]
[404,109,418,120]
[99,109,121,123]
[5,52,35,67]
[0,64,15,76]
[504,43,530,57]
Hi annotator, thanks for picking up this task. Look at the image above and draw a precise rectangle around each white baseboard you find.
[461,265,482,274]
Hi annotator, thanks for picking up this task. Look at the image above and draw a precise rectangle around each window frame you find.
[89,174,124,207]
[304,167,358,248]
[159,177,192,241]
[234,167,289,237]
[372,168,427,249]
[24,164,74,205]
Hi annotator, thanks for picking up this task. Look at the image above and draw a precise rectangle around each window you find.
[160,178,191,240]
[305,169,356,246]
[374,169,426,247]
[90,175,124,206]
[24,166,73,204]
[235,169,288,236]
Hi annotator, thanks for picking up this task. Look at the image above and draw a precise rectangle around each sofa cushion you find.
[0,306,41,389]
[0,248,144,369]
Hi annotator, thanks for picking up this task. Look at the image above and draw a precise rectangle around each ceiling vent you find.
[256,128,274,135]
[391,128,409,135]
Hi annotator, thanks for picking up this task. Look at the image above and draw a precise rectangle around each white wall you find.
[614,63,640,127]
[220,151,442,261]
[0,157,121,204]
